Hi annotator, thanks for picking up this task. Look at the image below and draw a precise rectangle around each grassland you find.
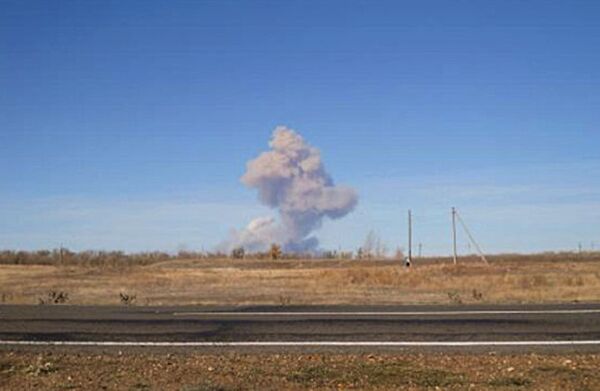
[1,252,599,306]
[1,350,599,390]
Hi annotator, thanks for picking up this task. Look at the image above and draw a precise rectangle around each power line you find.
[406,209,412,267]
[454,209,489,265]
[451,207,458,265]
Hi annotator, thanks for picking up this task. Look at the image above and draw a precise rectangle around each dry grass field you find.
[1,253,599,306]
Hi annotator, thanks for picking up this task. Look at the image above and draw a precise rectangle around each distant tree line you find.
[0,249,176,266]
[0,248,597,266]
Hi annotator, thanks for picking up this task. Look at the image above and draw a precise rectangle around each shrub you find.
[231,247,245,259]
[38,291,69,305]
[270,244,282,260]
[119,292,137,305]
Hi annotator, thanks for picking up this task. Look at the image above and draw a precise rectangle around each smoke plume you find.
[222,126,358,253]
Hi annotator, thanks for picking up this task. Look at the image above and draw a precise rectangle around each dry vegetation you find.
[1,350,599,390]
[2,253,599,390]
[1,252,599,306]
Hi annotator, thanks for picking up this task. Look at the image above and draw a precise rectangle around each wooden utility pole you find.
[451,207,458,265]
[407,209,412,267]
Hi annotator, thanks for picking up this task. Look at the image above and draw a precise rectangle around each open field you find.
[1,253,600,306]
[1,350,600,390]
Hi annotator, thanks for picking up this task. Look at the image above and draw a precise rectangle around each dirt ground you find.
[1,254,600,306]
[1,350,599,390]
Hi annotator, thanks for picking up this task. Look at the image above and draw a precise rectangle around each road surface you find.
[1,303,600,352]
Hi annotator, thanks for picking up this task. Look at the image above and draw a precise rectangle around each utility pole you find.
[418,243,423,258]
[452,207,458,265]
[406,209,412,267]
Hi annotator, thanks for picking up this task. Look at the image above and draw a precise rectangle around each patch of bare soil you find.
[1,351,599,390]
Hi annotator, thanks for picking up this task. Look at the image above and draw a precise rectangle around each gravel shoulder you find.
[2,350,600,390]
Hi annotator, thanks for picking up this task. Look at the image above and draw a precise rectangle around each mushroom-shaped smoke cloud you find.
[222,126,358,253]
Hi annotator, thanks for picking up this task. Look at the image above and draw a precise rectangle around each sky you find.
[1,0,599,255]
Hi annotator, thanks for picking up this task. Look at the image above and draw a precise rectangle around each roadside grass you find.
[487,376,532,387]
[529,365,597,390]
[0,358,16,380]
[287,360,464,388]
[129,382,152,390]
[180,383,242,391]
[1,253,600,305]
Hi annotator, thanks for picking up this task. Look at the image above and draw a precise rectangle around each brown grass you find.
[1,253,600,305]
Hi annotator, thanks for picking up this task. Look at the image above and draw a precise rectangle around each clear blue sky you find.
[1,0,599,254]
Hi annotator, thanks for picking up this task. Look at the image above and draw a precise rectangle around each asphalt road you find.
[1,304,600,352]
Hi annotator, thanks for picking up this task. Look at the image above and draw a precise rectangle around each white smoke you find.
[222,126,358,253]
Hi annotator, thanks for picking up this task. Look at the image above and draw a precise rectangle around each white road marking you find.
[1,340,600,347]
[173,309,600,317]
